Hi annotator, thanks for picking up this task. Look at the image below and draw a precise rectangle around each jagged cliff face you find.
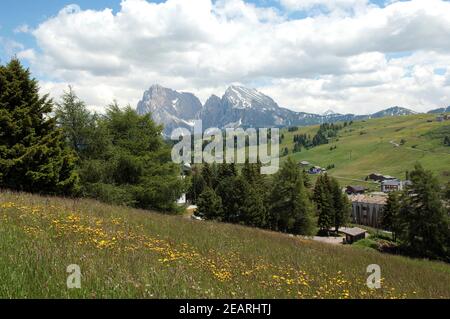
[201,86,287,129]
[136,84,418,135]
[136,84,202,134]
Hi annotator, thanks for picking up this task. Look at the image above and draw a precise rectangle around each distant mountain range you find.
[136,84,445,135]
[427,106,450,114]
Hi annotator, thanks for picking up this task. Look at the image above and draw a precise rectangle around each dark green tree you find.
[55,86,93,157]
[381,191,402,241]
[201,162,213,188]
[196,187,223,220]
[314,175,334,235]
[268,157,315,235]
[215,175,249,223]
[302,169,311,188]
[187,171,206,204]
[330,177,350,232]
[242,187,267,228]
[217,163,237,180]
[241,158,264,188]
[398,164,449,260]
[0,58,79,195]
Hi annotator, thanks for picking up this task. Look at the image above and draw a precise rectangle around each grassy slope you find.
[280,114,450,188]
[1,191,449,299]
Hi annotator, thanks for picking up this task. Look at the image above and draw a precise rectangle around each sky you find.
[1,0,450,115]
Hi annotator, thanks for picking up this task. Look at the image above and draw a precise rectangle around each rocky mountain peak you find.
[223,85,279,110]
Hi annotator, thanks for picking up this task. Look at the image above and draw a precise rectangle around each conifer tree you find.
[0,58,79,195]
[381,191,401,241]
[55,86,92,157]
[215,175,249,223]
[313,174,334,235]
[242,186,267,228]
[217,163,237,181]
[302,169,311,188]
[242,159,255,184]
[330,177,350,232]
[268,157,315,235]
[196,187,223,220]
[398,164,449,259]
[201,162,213,188]
[242,158,263,188]
[188,171,206,204]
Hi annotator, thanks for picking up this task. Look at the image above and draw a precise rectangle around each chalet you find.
[345,185,366,195]
[339,227,367,244]
[367,173,396,182]
[381,179,412,193]
[381,179,402,192]
[349,194,387,228]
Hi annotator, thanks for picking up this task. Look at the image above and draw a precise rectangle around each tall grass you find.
[1,191,449,299]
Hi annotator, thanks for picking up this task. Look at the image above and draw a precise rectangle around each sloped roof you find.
[340,227,367,237]
[346,185,366,192]
[381,179,401,186]
[349,194,387,205]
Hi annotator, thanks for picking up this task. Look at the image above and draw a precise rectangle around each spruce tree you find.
[217,163,237,181]
[302,169,311,188]
[398,164,449,259]
[241,159,255,184]
[201,162,213,188]
[314,174,334,235]
[268,157,315,235]
[215,175,249,223]
[242,186,267,228]
[0,59,79,195]
[381,191,401,241]
[330,177,350,232]
[196,187,223,220]
[188,171,206,204]
[242,158,264,188]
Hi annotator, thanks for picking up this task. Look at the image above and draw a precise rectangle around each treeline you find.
[191,157,350,235]
[381,164,450,261]
[292,122,347,153]
[0,59,184,212]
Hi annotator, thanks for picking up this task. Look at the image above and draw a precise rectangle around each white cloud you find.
[0,37,24,58]
[14,24,31,34]
[19,0,450,114]
[279,0,371,15]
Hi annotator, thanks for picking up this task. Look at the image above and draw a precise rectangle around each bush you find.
[353,238,379,250]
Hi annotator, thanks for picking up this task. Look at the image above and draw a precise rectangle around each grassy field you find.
[280,113,450,188]
[1,191,449,299]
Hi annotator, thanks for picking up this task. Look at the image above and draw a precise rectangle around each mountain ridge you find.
[136,84,428,135]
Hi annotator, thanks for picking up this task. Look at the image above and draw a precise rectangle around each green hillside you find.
[280,113,450,188]
[1,191,450,299]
